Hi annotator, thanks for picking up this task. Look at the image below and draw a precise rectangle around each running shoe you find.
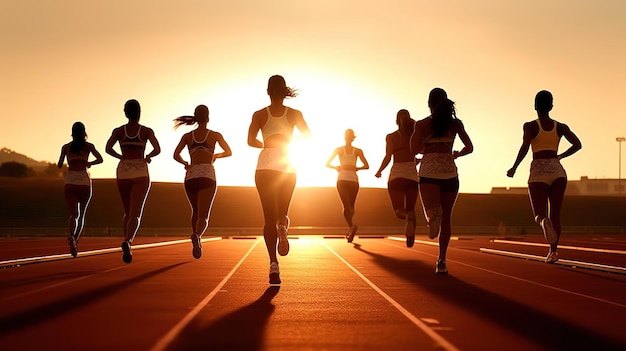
[405,211,416,247]
[121,241,132,264]
[435,258,448,274]
[541,218,558,244]
[428,207,443,240]
[191,233,202,259]
[269,262,281,284]
[347,225,358,243]
[545,251,559,264]
[277,224,290,256]
[68,234,78,258]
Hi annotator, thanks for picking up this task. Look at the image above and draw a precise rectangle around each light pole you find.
[617,137,626,195]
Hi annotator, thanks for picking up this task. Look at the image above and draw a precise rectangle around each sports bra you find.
[339,147,357,167]
[531,120,559,153]
[261,107,293,139]
[120,125,146,152]
[67,145,89,167]
[189,129,215,155]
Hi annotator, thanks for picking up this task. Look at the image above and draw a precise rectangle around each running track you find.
[1,234,625,351]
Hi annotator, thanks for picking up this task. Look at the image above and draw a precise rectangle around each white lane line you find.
[376,239,626,309]
[491,239,626,255]
[0,237,222,268]
[150,239,260,351]
[480,248,626,275]
[321,240,460,351]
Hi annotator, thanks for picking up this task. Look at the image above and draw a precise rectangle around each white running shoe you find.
[545,251,559,264]
[541,218,558,244]
[428,207,442,240]
[435,258,448,274]
[277,224,290,256]
[269,262,281,284]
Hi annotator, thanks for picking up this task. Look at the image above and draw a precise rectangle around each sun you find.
[288,134,336,187]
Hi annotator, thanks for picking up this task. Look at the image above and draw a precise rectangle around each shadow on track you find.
[353,244,624,350]
[166,286,280,351]
[0,262,189,336]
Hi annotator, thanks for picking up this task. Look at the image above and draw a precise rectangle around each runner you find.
[105,99,161,263]
[325,129,370,243]
[507,90,582,263]
[57,122,103,257]
[173,105,232,259]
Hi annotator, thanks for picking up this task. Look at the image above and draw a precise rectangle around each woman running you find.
[375,109,419,248]
[105,99,161,264]
[57,122,104,257]
[411,88,473,274]
[247,75,311,284]
[507,90,582,263]
[325,129,370,243]
[173,105,232,259]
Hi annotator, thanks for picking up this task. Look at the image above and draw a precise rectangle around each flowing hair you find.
[173,105,209,130]
[431,99,457,138]
[70,122,87,153]
[268,75,298,99]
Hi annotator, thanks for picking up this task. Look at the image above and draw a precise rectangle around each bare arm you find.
[57,144,67,168]
[452,120,473,159]
[213,132,233,161]
[325,148,340,171]
[105,128,122,160]
[557,123,582,160]
[247,113,264,148]
[507,123,533,177]
[375,135,394,178]
[144,128,161,163]
[410,120,424,155]
[293,110,311,138]
[87,143,104,168]
[356,148,370,171]
[173,134,189,168]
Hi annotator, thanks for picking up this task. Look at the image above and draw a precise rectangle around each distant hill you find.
[0,147,50,169]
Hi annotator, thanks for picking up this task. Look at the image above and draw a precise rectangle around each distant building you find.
[491,176,626,196]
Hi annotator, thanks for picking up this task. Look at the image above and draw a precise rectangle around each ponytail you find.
[431,99,456,138]
[173,115,196,130]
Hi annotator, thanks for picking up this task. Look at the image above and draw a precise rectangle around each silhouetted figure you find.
[325,129,370,242]
[411,88,473,274]
[507,90,582,263]
[105,99,161,263]
[375,109,419,248]
[173,105,232,259]
[57,122,103,257]
[247,75,311,284]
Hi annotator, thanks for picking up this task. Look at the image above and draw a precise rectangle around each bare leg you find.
[438,191,459,260]
[548,178,567,252]
[195,184,217,236]
[125,177,150,243]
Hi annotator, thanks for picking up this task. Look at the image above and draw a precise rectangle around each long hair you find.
[397,109,415,138]
[70,122,87,153]
[173,105,209,130]
[428,88,448,110]
[431,99,456,138]
[267,75,298,99]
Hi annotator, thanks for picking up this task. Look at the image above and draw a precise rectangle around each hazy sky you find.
[2,1,625,193]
